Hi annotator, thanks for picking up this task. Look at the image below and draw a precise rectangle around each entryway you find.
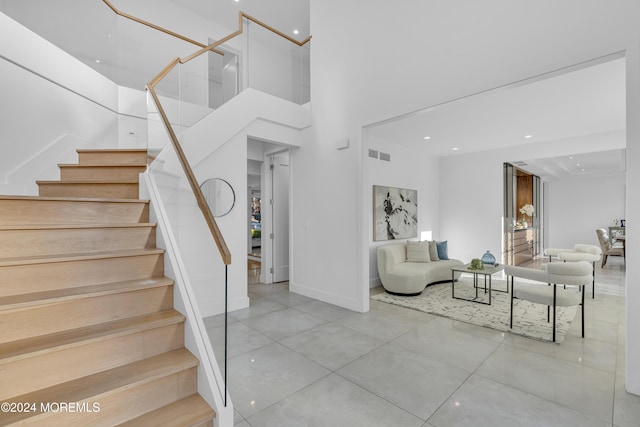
[247,138,291,285]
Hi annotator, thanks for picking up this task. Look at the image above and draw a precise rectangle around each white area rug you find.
[371,278,579,343]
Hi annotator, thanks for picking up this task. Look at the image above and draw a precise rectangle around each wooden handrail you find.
[149,57,181,88]
[147,84,232,265]
[181,12,311,64]
[182,29,244,64]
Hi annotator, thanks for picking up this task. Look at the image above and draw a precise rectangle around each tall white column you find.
[626,38,640,395]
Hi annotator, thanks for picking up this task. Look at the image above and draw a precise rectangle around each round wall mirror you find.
[200,178,235,217]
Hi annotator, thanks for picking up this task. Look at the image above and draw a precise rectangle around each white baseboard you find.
[289,281,366,313]
[199,296,250,318]
[369,277,382,288]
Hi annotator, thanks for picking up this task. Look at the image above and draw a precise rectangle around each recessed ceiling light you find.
[576,163,581,166]
[452,147,459,151]
[569,156,574,159]
[95,59,101,63]
[524,135,533,139]
[293,29,299,35]
[423,136,431,140]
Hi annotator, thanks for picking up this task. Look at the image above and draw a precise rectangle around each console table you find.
[507,228,536,266]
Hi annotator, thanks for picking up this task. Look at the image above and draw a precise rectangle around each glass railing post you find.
[225,264,228,407]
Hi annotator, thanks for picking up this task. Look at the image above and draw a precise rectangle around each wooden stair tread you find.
[116,394,215,427]
[0,195,149,203]
[0,147,214,424]
[0,248,164,266]
[3,349,197,424]
[0,277,173,311]
[36,180,140,184]
[58,163,147,168]
[77,148,148,153]
[0,310,184,363]
[0,223,155,231]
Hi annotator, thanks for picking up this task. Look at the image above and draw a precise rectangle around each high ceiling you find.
[1,1,626,179]
[168,0,310,39]
[367,57,626,178]
[0,0,310,90]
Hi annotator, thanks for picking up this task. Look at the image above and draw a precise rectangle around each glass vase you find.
[481,250,496,265]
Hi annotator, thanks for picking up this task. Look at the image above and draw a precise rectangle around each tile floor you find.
[204,257,640,426]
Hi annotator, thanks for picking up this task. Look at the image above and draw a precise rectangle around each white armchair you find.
[505,261,592,342]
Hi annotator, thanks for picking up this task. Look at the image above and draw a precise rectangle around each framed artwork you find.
[373,185,418,241]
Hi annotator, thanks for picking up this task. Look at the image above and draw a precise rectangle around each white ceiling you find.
[0,0,309,90]
[168,0,310,39]
[367,57,627,178]
[2,0,626,179]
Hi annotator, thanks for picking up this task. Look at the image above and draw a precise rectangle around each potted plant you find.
[469,258,484,270]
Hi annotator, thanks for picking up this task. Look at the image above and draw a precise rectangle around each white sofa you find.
[377,242,464,295]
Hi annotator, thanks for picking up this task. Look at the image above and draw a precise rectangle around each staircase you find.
[0,149,215,426]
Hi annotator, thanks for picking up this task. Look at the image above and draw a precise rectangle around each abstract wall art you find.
[373,185,418,241]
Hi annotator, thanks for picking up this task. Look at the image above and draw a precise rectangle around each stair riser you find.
[0,199,149,225]
[117,395,215,427]
[38,183,139,199]
[0,253,164,297]
[0,286,174,344]
[0,147,215,424]
[0,323,184,400]
[5,367,197,426]
[60,165,147,181]
[0,226,156,258]
[78,151,147,166]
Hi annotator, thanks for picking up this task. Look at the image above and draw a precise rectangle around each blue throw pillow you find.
[436,241,449,260]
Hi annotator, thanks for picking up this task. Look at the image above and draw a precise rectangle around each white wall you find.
[366,134,440,288]
[303,0,640,315]
[545,174,625,249]
[0,12,147,194]
[169,91,309,315]
[625,38,640,395]
[438,139,627,264]
[192,133,250,315]
[246,25,309,104]
[184,88,310,167]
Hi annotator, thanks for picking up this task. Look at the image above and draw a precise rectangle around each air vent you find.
[379,152,391,162]
[368,149,379,159]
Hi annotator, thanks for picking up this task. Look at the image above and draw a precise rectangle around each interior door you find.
[222,52,239,104]
[271,154,290,282]
[207,42,239,109]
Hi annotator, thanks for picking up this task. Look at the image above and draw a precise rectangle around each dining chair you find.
[596,228,624,267]
[505,261,592,342]
[543,244,600,298]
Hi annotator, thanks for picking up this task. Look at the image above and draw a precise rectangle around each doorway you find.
[207,41,240,109]
[247,139,291,285]
[503,163,541,266]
